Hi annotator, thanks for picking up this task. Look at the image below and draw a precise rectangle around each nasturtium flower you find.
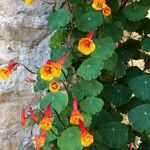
[102,6,111,16]
[49,81,60,92]
[39,104,53,131]
[78,32,96,55]
[79,120,94,147]
[70,97,84,125]
[20,107,27,127]
[40,54,69,81]
[0,63,17,80]
[35,130,46,149]
[92,0,106,11]
[25,0,34,5]
[29,105,38,122]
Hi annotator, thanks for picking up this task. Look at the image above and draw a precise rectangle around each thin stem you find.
[53,109,68,128]
[61,80,69,95]
[65,0,73,13]
[62,69,68,81]
[19,63,37,74]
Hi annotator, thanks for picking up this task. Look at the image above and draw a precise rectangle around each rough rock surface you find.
[0,0,63,149]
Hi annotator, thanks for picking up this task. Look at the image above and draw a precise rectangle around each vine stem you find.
[19,63,37,74]
[51,128,60,137]
[65,0,73,13]
[53,109,68,128]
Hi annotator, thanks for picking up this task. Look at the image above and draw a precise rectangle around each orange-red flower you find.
[39,104,53,131]
[0,63,17,80]
[70,97,83,125]
[49,81,60,92]
[35,130,46,149]
[25,0,34,5]
[92,0,106,11]
[78,32,95,55]
[21,107,27,127]
[79,120,94,147]
[102,6,111,16]
[40,54,69,81]
[29,105,38,122]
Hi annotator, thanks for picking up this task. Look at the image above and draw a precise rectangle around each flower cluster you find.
[21,104,53,149]
[70,97,94,147]
[92,0,111,16]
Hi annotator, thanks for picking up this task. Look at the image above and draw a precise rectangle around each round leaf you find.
[47,9,71,30]
[123,2,148,21]
[46,127,58,142]
[75,11,103,32]
[80,97,104,115]
[128,104,150,134]
[129,75,150,100]
[141,38,150,52]
[57,127,83,150]
[100,121,128,148]
[77,58,104,80]
[40,92,68,114]
[92,37,115,60]
[102,85,132,106]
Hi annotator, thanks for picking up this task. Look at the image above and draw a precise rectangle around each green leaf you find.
[49,29,67,49]
[100,121,128,148]
[129,75,150,100]
[75,11,104,32]
[123,2,148,21]
[91,37,115,60]
[46,127,58,142]
[77,58,104,80]
[47,9,71,30]
[98,22,123,42]
[71,80,103,100]
[141,38,150,52]
[40,92,68,114]
[124,20,141,32]
[80,97,104,115]
[128,104,150,134]
[82,113,92,127]
[104,53,118,71]
[102,85,132,106]
[107,0,119,12]
[57,127,83,150]
[111,60,127,78]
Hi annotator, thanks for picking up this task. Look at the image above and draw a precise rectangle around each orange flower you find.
[35,130,46,149]
[79,120,94,147]
[49,81,60,92]
[40,54,69,81]
[25,0,34,5]
[21,107,27,127]
[78,32,95,55]
[0,63,17,80]
[102,6,111,16]
[39,104,53,131]
[29,105,38,122]
[70,97,83,125]
[92,0,106,11]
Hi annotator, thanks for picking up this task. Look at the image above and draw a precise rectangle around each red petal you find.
[87,31,94,39]
[6,63,17,71]
[46,60,51,65]
[45,104,52,118]
[73,97,78,111]
[57,53,69,65]
[79,119,87,132]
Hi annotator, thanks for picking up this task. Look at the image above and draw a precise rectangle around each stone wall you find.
[0,0,63,149]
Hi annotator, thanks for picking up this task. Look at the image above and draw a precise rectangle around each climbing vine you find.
[0,0,150,150]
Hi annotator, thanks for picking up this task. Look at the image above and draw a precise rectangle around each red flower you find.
[29,105,38,122]
[39,104,53,131]
[70,97,83,125]
[21,107,27,127]
[79,120,94,147]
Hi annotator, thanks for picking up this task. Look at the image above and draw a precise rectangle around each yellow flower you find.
[25,0,34,5]
[78,38,96,55]
[49,81,60,92]
[102,6,111,16]
[35,130,46,149]
[80,130,94,147]
[92,0,106,11]
[0,63,17,80]
[0,68,11,80]
[39,117,52,131]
